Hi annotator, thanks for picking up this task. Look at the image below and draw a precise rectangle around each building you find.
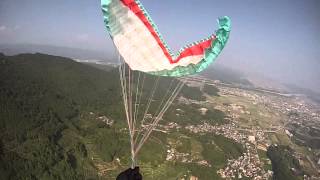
[248,136,256,144]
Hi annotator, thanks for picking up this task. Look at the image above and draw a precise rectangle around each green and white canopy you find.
[101,0,231,77]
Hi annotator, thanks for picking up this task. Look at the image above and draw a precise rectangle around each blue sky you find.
[0,0,319,91]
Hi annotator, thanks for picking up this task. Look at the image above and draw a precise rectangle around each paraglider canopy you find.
[100,0,231,173]
[101,0,231,77]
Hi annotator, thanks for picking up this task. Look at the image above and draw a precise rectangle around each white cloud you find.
[0,25,20,32]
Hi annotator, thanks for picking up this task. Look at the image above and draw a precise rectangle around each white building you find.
[248,136,256,144]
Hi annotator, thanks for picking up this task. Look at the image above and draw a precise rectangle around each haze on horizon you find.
[0,0,319,92]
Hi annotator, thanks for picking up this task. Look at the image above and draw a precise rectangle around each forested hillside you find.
[267,145,304,180]
[0,53,124,179]
[0,53,209,179]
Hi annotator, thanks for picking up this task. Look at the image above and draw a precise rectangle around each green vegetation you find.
[288,124,320,149]
[0,53,238,179]
[164,103,227,126]
[180,86,206,101]
[203,84,220,96]
[200,134,245,167]
[257,149,272,171]
[136,132,245,180]
[267,145,304,180]
[0,53,123,179]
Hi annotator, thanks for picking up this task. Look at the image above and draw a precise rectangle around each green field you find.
[257,149,272,171]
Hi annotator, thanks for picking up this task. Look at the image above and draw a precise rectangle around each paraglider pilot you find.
[116,167,142,180]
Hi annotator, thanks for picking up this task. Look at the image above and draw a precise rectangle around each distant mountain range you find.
[1,43,319,104]
[0,43,116,63]
[201,64,320,104]
[201,65,253,87]
[1,44,251,87]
